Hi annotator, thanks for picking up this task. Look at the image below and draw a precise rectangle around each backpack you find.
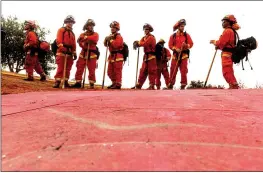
[38,41,51,59]
[172,31,190,60]
[31,32,51,58]
[223,29,257,70]
[155,43,168,61]
[51,27,75,56]
[94,46,100,60]
[121,42,129,62]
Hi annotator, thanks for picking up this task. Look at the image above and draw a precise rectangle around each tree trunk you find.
[8,63,14,72]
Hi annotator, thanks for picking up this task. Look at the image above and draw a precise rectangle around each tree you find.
[1,16,55,75]
[187,80,225,89]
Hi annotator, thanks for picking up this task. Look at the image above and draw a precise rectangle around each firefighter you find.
[210,15,240,89]
[167,19,193,90]
[132,23,157,90]
[53,15,77,88]
[23,20,46,81]
[104,21,124,89]
[71,19,99,89]
[155,39,171,90]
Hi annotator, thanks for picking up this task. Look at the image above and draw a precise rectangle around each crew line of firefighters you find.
[23,14,241,90]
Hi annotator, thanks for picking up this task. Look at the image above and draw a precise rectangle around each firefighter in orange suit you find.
[132,23,157,90]
[210,15,240,89]
[71,19,99,89]
[53,15,77,88]
[155,39,171,90]
[23,20,46,81]
[167,19,193,90]
[104,21,124,89]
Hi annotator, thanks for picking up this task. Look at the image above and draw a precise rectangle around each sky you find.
[2,1,263,88]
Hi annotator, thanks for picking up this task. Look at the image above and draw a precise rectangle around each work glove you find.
[210,40,216,45]
[174,48,181,53]
[133,41,139,50]
[58,46,67,53]
[182,42,188,50]
[73,53,77,60]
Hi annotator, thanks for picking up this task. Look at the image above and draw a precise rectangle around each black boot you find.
[180,85,186,90]
[89,83,95,89]
[110,84,121,89]
[147,85,155,90]
[53,80,61,88]
[163,83,173,90]
[71,82,82,88]
[23,75,34,81]
[40,73,46,81]
[64,80,70,88]
[131,83,142,89]
[107,84,114,89]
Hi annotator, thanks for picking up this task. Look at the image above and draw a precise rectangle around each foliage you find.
[1,15,55,75]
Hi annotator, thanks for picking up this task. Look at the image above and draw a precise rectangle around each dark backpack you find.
[30,32,50,58]
[95,46,100,60]
[121,42,129,62]
[172,31,190,60]
[223,29,257,70]
[51,27,75,56]
[155,43,168,62]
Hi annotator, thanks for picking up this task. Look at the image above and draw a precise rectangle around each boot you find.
[40,73,46,81]
[107,84,114,89]
[131,83,142,89]
[53,80,61,88]
[23,76,34,81]
[110,84,121,89]
[71,82,81,88]
[163,83,173,90]
[64,80,70,88]
[89,83,95,89]
[229,83,239,89]
[156,85,161,90]
[180,85,186,90]
[147,85,155,90]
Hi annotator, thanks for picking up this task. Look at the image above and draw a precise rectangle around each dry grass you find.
[1,71,103,95]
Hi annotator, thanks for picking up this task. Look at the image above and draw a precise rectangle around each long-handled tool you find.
[204,49,218,87]
[135,48,140,87]
[82,44,90,89]
[62,54,68,89]
[102,46,109,89]
[170,44,184,85]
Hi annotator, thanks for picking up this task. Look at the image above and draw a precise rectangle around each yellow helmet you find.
[158,39,165,44]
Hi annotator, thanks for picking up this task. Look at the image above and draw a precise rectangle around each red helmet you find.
[64,15,76,24]
[143,23,154,32]
[173,19,186,31]
[222,15,237,23]
[24,20,37,30]
[110,21,120,30]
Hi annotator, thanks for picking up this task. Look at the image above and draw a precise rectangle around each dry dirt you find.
[1,71,103,95]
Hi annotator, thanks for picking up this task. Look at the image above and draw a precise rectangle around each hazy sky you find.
[2,1,263,88]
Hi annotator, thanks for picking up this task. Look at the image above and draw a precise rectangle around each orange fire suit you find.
[104,33,124,87]
[24,31,44,78]
[168,31,193,87]
[137,33,157,87]
[54,26,76,81]
[75,31,99,84]
[155,47,171,89]
[215,27,238,87]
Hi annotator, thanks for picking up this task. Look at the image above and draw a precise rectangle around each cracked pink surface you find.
[2,90,263,171]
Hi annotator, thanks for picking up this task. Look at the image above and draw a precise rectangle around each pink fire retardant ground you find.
[1,89,263,171]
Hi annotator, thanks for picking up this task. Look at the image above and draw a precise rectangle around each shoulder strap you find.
[232,28,239,46]
[173,33,177,47]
